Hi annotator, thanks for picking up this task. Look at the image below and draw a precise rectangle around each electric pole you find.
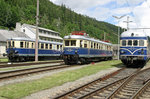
[112,15,126,60]
[123,16,132,30]
[35,0,39,62]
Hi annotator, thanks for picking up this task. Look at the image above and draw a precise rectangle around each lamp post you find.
[35,0,39,62]
[112,15,126,60]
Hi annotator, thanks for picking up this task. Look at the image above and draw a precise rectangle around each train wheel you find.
[64,60,70,65]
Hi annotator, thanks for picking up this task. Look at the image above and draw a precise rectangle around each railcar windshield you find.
[7,41,11,47]
[133,40,138,46]
[64,40,76,46]
[139,40,144,46]
[128,40,132,46]
[122,40,126,46]
[121,40,145,46]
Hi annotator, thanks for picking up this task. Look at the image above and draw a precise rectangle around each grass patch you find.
[0,60,122,99]
[0,58,8,62]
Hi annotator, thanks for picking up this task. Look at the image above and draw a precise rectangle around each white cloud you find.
[50,0,114,14]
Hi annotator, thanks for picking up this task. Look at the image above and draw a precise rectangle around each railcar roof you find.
[64,35,112,45]
[7,37,63,45]
[121,30,147,37]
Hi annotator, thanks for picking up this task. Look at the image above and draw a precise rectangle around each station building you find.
[15,23,63,42]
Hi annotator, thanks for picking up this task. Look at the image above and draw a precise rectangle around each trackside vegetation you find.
[0,60,122,99]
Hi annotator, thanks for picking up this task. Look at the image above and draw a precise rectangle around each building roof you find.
[0,29,30,42]
[23,24,60,34]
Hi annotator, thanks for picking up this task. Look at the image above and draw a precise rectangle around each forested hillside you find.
[0,0,123,43]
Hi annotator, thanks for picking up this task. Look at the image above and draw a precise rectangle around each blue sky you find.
[50,0,150,29]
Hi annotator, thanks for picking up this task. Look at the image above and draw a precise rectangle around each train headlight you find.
[75,50,78,54]
[141,49,144,54]
[15,50,18,54]
[120,50,125,54]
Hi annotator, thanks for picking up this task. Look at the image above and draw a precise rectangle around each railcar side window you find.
[128,40,132,46]
[65,40,69,46]
[133,40,138,46]
[94,43,96,49]
[139,40,144,46]
[71,40,76,46]
[91,42,93,48]
[49,44,52,49]
[84,41,87,48]
[45,44,48,49]
[57,45,59,50]
[122,40,126,46]
[41,43,44,49]
[32,43,34,48]
[20,42,24,48]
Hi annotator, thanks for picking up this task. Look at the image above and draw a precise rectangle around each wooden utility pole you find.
[35,0,39,62]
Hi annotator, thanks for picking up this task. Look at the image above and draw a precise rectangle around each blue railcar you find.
[6,38,63,62]
[120,30,150,66]
[62,31,113,64]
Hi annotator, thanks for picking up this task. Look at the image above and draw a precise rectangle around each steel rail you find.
[0,64,74,81]
[54,68,125,99]
[0,60,63,68]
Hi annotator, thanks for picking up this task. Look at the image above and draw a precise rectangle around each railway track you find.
[54,68,139,99]
[0,63,77,81]
[0,60,63,68]
[107,67,150,99]
[131,78,150,99]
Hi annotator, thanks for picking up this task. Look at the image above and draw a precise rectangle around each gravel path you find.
[22,66,121,99]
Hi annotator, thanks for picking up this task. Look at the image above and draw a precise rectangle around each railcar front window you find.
[12,41,15,47]
[65,40,69,46]
[8,41,11,47]
[122,40,126,46]
[20,42,24,48]
[139,40,144,46]
[71,40,76,46]
[133,40,138,46]
[128,40,132,46]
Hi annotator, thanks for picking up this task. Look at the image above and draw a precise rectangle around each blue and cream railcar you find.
[62,32,113,64]
[120,30,150,66]
[6,38,63,62]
